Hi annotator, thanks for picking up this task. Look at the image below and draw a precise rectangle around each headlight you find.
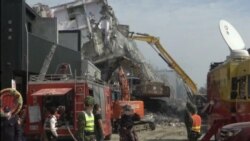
[220,128,242,141]
[227,131,234,137]
[227,128,241,137]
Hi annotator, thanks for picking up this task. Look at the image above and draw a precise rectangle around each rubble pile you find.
[145,98,187,127]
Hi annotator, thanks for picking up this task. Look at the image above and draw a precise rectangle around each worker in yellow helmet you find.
[77,96,96,141]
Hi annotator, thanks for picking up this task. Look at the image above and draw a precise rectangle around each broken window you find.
[67,7,76,21]
[67,6,84,21]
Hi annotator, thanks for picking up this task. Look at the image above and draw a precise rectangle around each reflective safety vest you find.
[191,114,201,133]
[83,112,95,133]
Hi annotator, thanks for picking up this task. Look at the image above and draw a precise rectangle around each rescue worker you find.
[119,105,140,141]
[77,96,96,141]
[1,106,22,141]
[184,102,194,140]
[44,107,58,141]
[185,102,202,141]
[93,104,104,141]
[56,105,66,126]
[19,105,27,141]
[190,109,202,141]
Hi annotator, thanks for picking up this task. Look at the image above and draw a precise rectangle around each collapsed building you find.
[33,0,171,98]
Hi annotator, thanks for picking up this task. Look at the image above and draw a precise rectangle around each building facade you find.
[1,0,81,101]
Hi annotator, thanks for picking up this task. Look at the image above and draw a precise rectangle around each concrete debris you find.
[145,98,187,129]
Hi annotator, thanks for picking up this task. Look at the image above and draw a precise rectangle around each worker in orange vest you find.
[189,107,202,141]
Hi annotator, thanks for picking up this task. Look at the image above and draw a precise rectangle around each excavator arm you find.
[129,32,198,95]
[118,66,130,101]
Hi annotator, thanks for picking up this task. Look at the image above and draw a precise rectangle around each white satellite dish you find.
[219,20,245,50]
[219,20,249,57]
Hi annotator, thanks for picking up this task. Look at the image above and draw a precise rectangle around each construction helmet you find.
[85,96,95,106]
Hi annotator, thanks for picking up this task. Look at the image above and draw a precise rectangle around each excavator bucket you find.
[133,82,170,98]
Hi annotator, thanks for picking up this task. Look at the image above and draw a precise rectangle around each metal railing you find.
[30,73,106,85]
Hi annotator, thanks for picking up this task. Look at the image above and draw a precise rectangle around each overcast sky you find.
[26,0,250,88]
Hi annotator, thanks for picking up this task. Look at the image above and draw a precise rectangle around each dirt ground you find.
[109,125,188,141]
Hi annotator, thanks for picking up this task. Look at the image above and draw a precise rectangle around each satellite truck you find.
[200,20,250,141]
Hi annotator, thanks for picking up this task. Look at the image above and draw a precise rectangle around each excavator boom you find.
[129,33,198,95]
[118,66,130,101]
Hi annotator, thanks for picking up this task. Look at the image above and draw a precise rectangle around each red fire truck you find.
[24,64,112,140]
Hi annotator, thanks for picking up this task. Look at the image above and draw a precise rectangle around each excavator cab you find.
[111,67,156,132]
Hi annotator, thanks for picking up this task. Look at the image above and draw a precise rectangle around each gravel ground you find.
[109,124,188,141]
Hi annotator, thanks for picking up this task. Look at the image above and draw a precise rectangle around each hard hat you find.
[85,96,95,105]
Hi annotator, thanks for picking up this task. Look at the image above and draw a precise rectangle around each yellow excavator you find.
[128,32,206,110]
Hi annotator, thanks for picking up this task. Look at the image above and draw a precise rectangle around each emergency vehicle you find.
[24,63,112,140]
[201,20,250,141]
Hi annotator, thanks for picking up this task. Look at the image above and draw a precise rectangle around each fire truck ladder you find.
[74,79,86,128]
[38,44,57,81]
